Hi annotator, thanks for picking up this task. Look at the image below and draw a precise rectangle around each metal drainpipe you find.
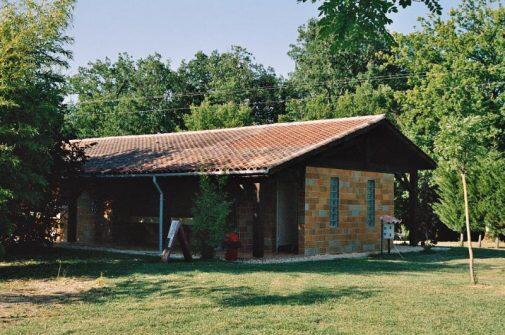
[152,176,164,253]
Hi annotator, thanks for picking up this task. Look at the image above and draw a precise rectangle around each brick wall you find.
[236,186,255,255]
[236,180,277,257]
[261,179,277,253]
[302,166,394,256]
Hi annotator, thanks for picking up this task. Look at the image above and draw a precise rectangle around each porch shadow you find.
[2,247,504,281]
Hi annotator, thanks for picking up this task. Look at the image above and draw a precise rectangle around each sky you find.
[68,0,461,77]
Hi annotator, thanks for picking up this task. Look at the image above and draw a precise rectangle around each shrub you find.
[191,175,231,259]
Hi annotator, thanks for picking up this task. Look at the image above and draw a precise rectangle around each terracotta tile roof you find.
[73,114,386,176]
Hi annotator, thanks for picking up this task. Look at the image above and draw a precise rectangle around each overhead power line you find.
[75,80,505,116]
[68,72,432,107]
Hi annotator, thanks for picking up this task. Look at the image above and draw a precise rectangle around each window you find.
[367,180,375,227]
[329,177,339,227]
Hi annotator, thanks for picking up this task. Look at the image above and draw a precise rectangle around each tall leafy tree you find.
[300,0,441,50]
[287,18,395,99]
[184,99,253,131]
[179,46,283,127]
[388,0,504,244]
[391,0,504,154]
[69,47,284,136]
[0,0,76,254]
[475,151,505,247]
[68,53,182,138]
[281,82,395,121]
[284,18,397,121]
[434,115,495,284]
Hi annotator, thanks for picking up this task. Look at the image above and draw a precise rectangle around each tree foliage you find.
[191,176,232,259]
[0,0,78,254]
[67,53,183,138]
[68,46,284,136]
[281,82,395,121]
[300,0,442,50]
[184,99,253,131]
[390,0,504,241]
[475,151,505,237]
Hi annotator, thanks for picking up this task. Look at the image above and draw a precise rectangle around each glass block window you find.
[329,177,339,227]
[367,180,375,227]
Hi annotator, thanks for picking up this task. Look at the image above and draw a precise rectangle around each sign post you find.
[380,215,401,255]
[161,219,192,263]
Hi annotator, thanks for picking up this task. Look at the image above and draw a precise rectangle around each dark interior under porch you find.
[65,174,302,258]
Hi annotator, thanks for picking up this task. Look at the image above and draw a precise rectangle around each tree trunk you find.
[459,232,464,247]
[496,236,500,249]
[478,234,482,248]
[461,172,476,284]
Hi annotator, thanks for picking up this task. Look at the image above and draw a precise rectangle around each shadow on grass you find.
[217,287,377,307]
[77,278,378,307]
[2,246,504,282]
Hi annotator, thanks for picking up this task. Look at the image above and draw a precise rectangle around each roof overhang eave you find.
[82,168,271,178]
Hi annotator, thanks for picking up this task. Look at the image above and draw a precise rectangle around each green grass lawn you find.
[1,247,504,335]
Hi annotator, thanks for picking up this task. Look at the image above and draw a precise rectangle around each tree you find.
[433,165,484,246]
[391,0,504,154]
[287,19,390,100]
[434,115,493,284]
[388,0,505,244]
[0,0,76,254]
[281,82,395,121]
[67,53,183,138]
[433,167,466,245]
[475,151,505,247]
[191,176,231,259]
[300,0,441,50]
[69,47,284,136]
[184,99,253,131]
[178,47,283,126]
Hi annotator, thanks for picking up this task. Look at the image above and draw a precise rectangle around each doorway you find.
[276,178,298,253]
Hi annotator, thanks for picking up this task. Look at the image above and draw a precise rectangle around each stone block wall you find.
[76,191,96,244]
[302,166,394,255]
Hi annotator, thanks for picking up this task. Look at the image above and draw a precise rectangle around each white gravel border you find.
[237,246,450,265]
[55,242,450,264]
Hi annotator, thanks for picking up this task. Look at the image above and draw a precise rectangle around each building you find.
[63,114,435,257]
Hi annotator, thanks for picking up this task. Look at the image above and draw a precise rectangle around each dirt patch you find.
[0,278,105,324]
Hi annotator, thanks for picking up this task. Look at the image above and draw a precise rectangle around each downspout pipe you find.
[152,176,164,253]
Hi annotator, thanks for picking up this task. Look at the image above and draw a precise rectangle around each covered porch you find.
[63,171,304,258]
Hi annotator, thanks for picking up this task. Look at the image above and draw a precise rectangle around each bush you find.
[191,175,232,259]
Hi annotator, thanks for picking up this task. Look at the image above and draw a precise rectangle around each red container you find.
[224,247,238,261]
[223,232,241,261]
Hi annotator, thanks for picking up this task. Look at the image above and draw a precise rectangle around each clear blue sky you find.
[68,0,461,77]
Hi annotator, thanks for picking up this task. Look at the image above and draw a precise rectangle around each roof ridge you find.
[71,114,386,142]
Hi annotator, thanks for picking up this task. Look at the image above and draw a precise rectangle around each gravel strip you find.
[237,246,450,265]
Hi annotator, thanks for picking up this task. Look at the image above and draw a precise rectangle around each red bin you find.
[223,232,241,261]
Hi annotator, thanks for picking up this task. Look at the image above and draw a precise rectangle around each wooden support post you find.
[67,196,77,243]
[380,221,383,256]
[152,176,164,253]
[407,170,419,245]
[252,182,264,258]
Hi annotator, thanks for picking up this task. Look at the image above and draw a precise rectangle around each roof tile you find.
[73,114,385,176]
